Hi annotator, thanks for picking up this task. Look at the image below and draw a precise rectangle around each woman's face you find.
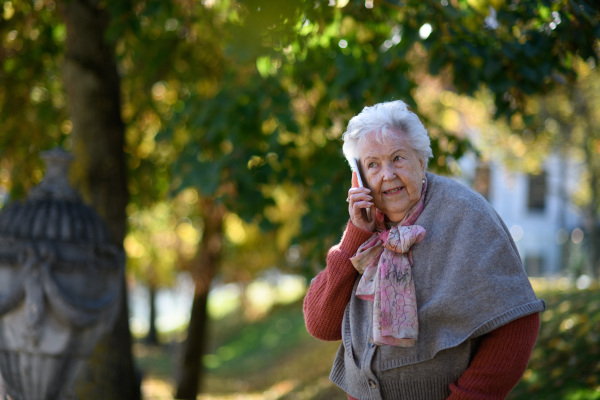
[358,130,426,223]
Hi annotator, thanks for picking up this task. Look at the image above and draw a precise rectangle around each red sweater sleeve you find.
[448,312,541,400]
[303,221,373,341]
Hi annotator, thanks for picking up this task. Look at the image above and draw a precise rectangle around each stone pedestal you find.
[0,148,123,400]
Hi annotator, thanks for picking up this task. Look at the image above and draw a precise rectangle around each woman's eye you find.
[368,162,377,168]
[394,155,403,161]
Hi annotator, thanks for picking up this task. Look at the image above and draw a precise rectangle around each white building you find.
[456,153,584,277]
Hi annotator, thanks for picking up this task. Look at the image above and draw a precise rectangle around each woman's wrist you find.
[340,220,374,252]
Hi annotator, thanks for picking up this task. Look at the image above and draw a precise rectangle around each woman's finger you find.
[348,188,372,205]
[351,171,359,188]
[348,171,375,230]
[348,195,374,230]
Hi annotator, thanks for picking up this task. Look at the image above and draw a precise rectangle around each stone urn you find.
[0,148,123,400]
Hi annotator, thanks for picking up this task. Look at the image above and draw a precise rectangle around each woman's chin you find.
[381,202,416,222]
[383,210,407,223]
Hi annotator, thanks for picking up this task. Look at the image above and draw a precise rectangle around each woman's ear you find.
[419,157,426,172]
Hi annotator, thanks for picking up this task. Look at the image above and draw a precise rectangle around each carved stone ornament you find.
[0,148,123,400]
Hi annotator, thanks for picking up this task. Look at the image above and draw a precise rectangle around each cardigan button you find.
[368,338,376,348]
[368,379,377,389]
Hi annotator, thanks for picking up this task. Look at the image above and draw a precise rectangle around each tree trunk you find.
[176,286,211,399]
[175,198,225,399]
[61,1,140,399]
[146,283,159,345]
[574,87,600,280]
[583,135,600,280]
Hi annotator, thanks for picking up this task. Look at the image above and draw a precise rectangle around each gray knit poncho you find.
[331,172,545,400]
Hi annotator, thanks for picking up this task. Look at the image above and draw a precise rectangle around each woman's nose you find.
[382,163,396,180]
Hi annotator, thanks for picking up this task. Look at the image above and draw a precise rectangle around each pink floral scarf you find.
[350,180,427,347]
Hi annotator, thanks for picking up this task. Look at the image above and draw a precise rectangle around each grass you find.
[135,281,600,400]
[136,301,348,400]
[200,302,342,398]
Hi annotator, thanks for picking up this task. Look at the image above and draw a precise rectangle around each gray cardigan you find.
[330,172,545,400]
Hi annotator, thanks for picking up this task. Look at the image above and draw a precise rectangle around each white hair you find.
[341,100,433,167]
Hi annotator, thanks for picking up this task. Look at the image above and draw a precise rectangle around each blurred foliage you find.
[1,0,599,303]
[0,0,69,199]
[509,285,600,400]
[125,197,197,289]
[147,0,600,272]
[466,58,600,176]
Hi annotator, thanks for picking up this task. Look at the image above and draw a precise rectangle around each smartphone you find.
[349,158,372,222]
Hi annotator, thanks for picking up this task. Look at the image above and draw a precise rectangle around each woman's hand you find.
[348,171,376,232]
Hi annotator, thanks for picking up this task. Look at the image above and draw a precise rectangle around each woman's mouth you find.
[383,187,404,195]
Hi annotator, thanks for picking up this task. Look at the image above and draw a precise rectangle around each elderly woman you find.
[303,100,545,400]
